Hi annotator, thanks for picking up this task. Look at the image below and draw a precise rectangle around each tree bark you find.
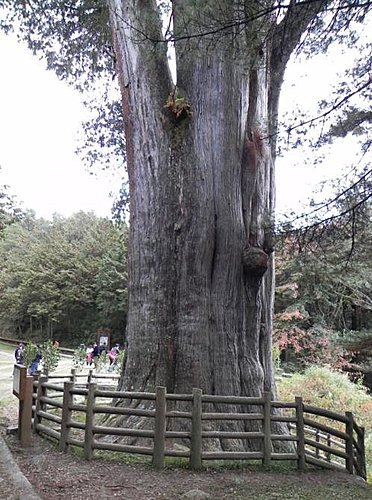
[108,0,326,448]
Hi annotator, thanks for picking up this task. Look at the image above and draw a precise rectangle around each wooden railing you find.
[29,371,366,479]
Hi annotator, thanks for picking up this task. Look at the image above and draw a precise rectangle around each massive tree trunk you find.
[108,0,324,444]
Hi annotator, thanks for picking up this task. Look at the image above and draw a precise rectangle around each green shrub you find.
[278,366,372,425]
[277,365,372,481]
[94,352,109,372]
[41,340,61,375]
[24,340,61,375]
[23,342,38,368]
[112,349,125,373]
[73,345,87,372]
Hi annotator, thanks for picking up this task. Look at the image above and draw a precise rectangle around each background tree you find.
[0,169,24,235]
[274,188,371,385]
[0,211,128,344]
[95,229,128,336]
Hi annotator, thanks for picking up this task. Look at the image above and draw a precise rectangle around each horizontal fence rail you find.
[26,369,366,479]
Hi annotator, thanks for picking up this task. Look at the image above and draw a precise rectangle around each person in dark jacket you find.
[92,342,100,358]
[99,343,107,356]
[29,347,42,375]
[14,343,25,365]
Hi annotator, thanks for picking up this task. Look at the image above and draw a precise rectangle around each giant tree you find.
[108,0,366,398]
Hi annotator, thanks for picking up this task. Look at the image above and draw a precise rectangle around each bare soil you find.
[1,404,371,500]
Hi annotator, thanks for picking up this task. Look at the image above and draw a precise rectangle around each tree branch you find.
[271,0,326,75]
[285,167,372,224]
[108,1,372,45]
[284,79,371,136]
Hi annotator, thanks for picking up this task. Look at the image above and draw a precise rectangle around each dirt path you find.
[0,403,370,500]
[0,350,17,406]
[2,429,371,500]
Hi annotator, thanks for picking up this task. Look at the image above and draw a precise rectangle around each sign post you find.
[13,364,34,446]
[97,332,110,350]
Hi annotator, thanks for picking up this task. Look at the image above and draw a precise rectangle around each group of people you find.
[85,342,107,365]
[14,339,121,375]
[14,342,42,375]
[85,342,120,371]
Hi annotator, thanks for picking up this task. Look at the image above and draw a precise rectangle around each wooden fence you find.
[28,370,366,479]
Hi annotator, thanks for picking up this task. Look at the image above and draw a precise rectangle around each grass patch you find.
[201,459,308,474]
[277,365,372,482]
[163,456,190,469]
[93,449,152,466]
[234,482,371,500]
[0,341,15,354]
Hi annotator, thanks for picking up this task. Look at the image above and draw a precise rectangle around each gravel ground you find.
[3,430,371,500]
[1,406,371,500]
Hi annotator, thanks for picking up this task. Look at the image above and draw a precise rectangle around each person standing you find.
[92,342,100,359]
[14,343,25,365]
[86,345,94,366]
[108,345,119,372]
[99,343,107,356]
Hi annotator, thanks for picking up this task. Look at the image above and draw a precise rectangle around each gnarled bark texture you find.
[107,0,325,447]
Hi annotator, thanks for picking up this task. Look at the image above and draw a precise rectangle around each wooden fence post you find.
[295,396,306,471]
[190,388,202,470]
[357,427,366,480]
[326,433,331,462]
[153,386,166,469]
[34,375,48,433]
[84,382,96,460]
[87,369,93,384]
[31,374,38,421]
[59,381,73,452]
[19,376,34,447]
[345,411,354,474]
[70,368,76,383]
[263,391,272,466]
[315,429,320,458]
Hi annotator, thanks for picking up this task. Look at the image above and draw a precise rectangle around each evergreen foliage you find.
[0,211,128,345]
[0,171,25,235]
[274,206,372,374]
[40,339,61,375]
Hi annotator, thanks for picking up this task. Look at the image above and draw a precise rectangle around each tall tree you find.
[108,0,371,401]
[0,169,24,235]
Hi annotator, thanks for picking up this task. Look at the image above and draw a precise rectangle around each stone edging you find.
[0,435,41,500]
